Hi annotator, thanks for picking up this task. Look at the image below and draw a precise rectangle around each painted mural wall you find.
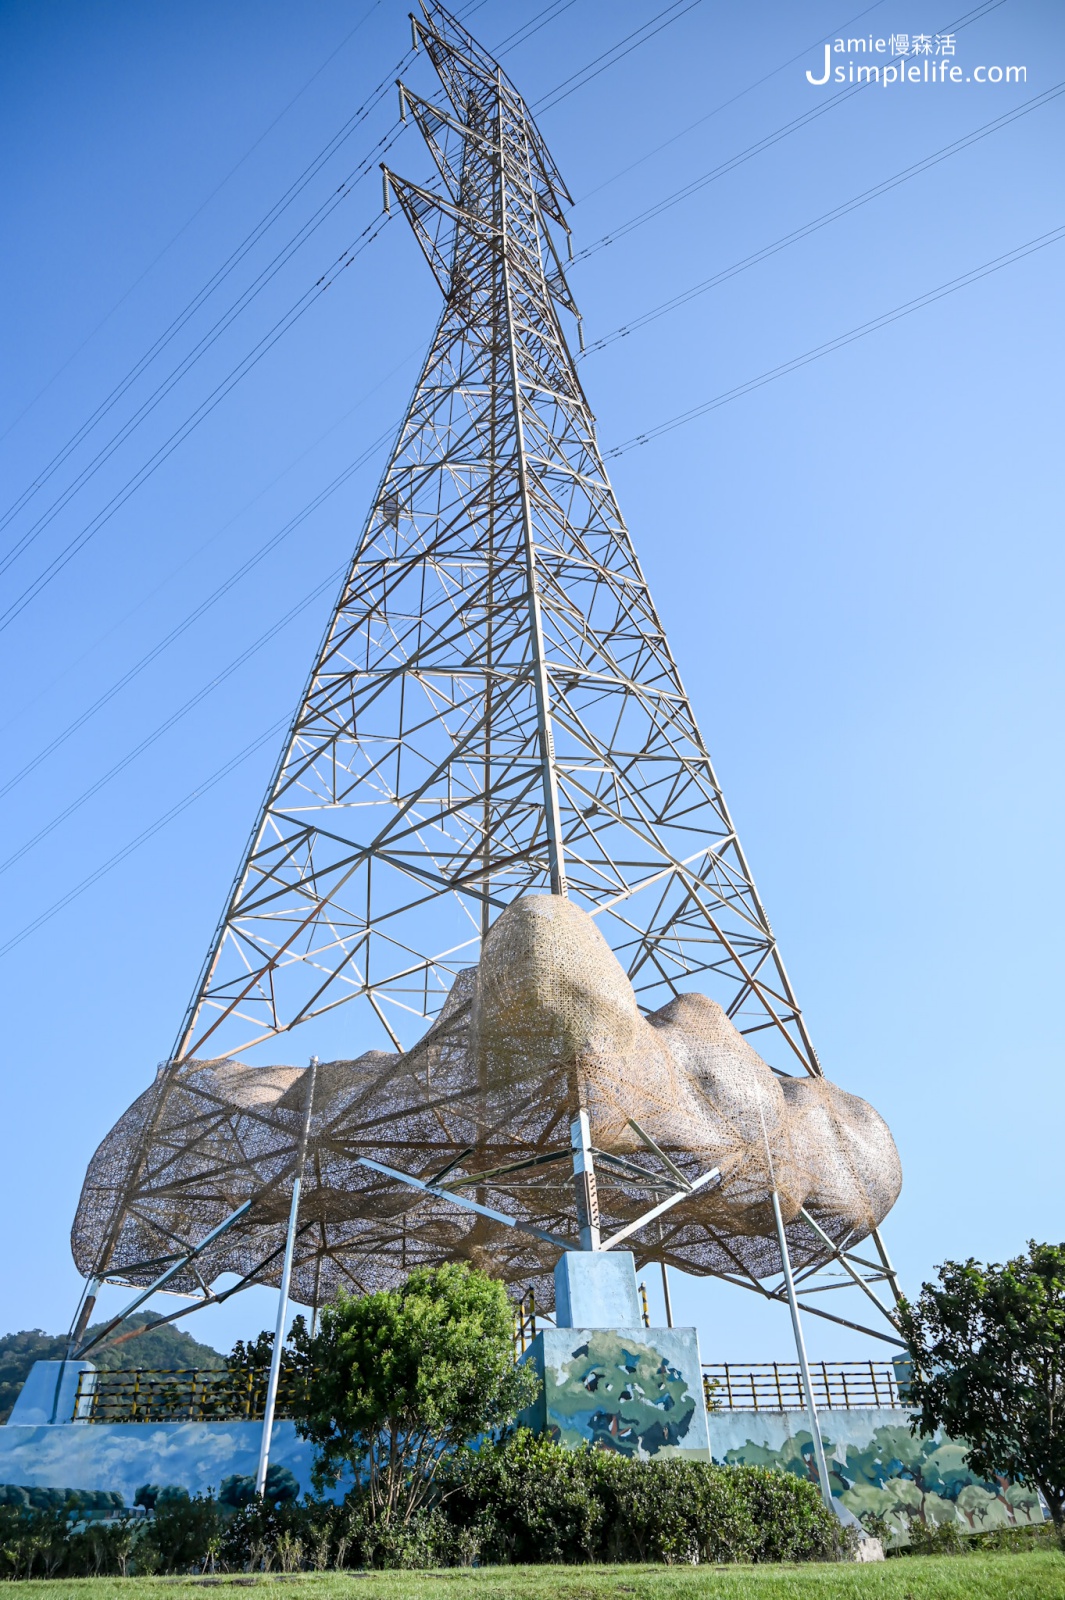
[0,1386,1046,1544]
[521,1326,712,1461]
[0,1419,336,1508]
[708,1406,1045,1542]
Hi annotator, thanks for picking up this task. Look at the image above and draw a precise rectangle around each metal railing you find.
[703,1360,901,1412]
[513,1288,538,1354]
[73,1357,902,1422]
[73,1367,311,1425]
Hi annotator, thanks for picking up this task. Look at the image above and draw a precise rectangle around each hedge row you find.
[435,1431,840,1566]
[0,1434,841,1576]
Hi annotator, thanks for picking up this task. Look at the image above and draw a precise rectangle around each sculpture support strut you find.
[255,1056,318,1499]
[772,1188,834,1511]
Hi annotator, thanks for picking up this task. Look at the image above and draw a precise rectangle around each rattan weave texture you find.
[73,897,900,1307]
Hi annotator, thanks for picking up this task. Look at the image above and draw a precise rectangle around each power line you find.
[0,0,587,629]
[584,81,1065,355]
[0,0,389,450]
[0,214,390,637]
[605,223,1065,458]
[0,421,399,804]
[0,718,291,962]
[533,0,704,114]
[0,563,349,880]
[0,118,404,571]
[490,0,583,55]
[576,0,891,203]
[0,340,426,749]
[0,3,589,797]
[0,0,572,537]
[572,0,1010,265]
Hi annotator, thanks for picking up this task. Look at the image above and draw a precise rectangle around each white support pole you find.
[255,1057,317,1499]
[657,1222,674,1327]
[660,1260,674,1327]
[68,1276,102,1358]
[598,1166,719,1250]
[771,1189,834,1511]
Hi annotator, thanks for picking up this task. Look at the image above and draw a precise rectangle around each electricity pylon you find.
[173,6,818,1079]
[76,2,904,1352]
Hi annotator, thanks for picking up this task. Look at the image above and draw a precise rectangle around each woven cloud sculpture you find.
[74,896,901,1308]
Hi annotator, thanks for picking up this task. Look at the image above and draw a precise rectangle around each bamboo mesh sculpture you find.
[73,896,901,1310]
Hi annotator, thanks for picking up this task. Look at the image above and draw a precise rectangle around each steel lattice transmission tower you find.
[173,6,819,1081]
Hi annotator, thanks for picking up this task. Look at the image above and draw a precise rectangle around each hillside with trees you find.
[0,1315,225,1422]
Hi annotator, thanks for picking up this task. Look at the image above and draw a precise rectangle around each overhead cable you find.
[605,223,1065,458]
[584,82,1065,355]
[533,0,704,114]
[0,1,390,451]
[0,0,590,799]
[0,718,292,962]
[0,123,404,575]
[0,214,389,637]
[0,562,349,879]
[0,0,575,538]
[576,0,891,203]
[0,421,400,803]
[0,0,588,624]
[572,0,1010,264]
[490,0,582,55]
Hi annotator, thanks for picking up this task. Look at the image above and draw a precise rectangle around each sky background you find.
[1,0,1062,1366]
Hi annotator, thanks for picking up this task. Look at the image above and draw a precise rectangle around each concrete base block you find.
[8,1362,96,1426]
[554,1250,641,1329]
[521,1325,711,1461]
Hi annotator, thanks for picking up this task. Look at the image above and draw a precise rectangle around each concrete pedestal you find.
[8,1362,96,1426]
[554,1249,643,1328]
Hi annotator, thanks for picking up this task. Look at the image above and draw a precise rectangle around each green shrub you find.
[140,1491,221,1573]
[0,1505,70,1579]
[349,1503,481,1569]
[0,1437,841,1573]
[597,1452,758,1563]
[64,1516,138,1577]
[215,1497,324,1572]
[437,1429,839,1566]
[0,1504,142,1579]
[441,1431,604,1563]
[742,1462,843,1563]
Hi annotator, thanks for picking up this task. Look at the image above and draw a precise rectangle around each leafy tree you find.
[295,1262,539,1525]
[900,1241,1065,1545]
[227,1320,306,1384]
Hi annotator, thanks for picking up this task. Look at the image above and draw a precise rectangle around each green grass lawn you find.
[6,1555,1065,1600]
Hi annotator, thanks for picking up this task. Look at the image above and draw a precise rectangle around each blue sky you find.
[1,0,1062,1364]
